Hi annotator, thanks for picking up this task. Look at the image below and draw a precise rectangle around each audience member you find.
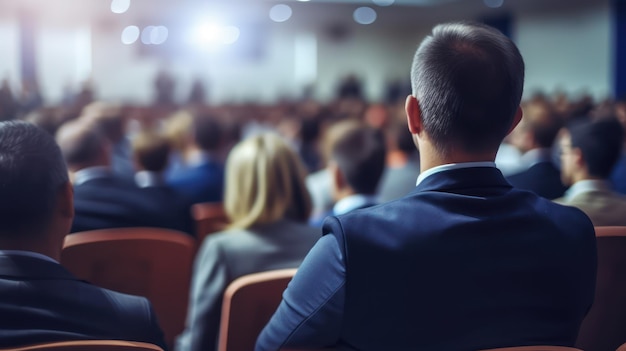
[56,120,180,233]
[554,118,626,225]
[507,100,567,199]
[81,102,134,178]
[177,133,319,351]
[0,121,167,349]
[257,22,596,351]
[378,119,421,202]
[131,131,194,234]
[312,121,385,226]
[166,114,225,204]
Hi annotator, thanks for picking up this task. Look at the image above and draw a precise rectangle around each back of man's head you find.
[132,131,171,173]
[331,122,386,195]
[0,121,70,239]
[569,117,624,178]
[56,120,109,171]
[193,115,222,152]
[411,22,524,155]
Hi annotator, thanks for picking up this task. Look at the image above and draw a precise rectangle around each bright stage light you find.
[111,0,131,14]
[192,23,241,48]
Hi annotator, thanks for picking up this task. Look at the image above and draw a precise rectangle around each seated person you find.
[555,117,626,226]
[506,100,567,199]
[257,22,595,351]
[176,133,319,351]
[311,120,386,226]
[0,121,166,349]
[132,130,194,235]
[55,120,182,233]
[166,114,225,204]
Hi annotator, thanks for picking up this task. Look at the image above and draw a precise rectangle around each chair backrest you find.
[61,228,196,349]
[480,347,582,351]
[191,202,229,242]
[218,269,297,351]
[0,340,164,351]
[576,226,626,351]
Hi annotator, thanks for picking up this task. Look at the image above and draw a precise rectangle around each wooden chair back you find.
[481,347,582,351]
[218,269,297,351]
[576,226,626,351]
[0,340,164,351]
[61,228,196,349]
[191,202,229,243]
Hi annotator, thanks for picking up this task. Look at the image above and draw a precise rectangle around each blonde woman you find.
[176,133,320,351]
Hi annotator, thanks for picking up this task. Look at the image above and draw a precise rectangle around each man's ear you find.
[506,106,523,135]
[406,95,422,135]
[328,161,345,193]
[572,147,585,168]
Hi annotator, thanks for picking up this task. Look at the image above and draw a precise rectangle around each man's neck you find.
[418,143,496,173]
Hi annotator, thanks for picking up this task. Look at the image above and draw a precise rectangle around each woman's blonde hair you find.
[225,133,312,229]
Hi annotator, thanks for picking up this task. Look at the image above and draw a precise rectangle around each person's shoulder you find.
[541,197,595,236]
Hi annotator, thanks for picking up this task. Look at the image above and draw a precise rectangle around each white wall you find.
[0,20,21,91]
[515,0,612,100]
[0,0,615,105]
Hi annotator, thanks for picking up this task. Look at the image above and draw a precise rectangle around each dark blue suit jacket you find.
[257,167,597,351]
[506,161,567,199]
[0,254,167,349]
[72,177,193,235]
[166,161,224,205]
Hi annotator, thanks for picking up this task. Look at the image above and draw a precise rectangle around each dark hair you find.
[331,124,386,195]
[411,22,525,155]
[193,115,222,151]
[132,131,171,172]
[568,117,624,178]
[0,121,69,236]
[56,122,106,167]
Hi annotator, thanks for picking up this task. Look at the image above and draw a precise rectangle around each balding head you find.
[56,120,110,172]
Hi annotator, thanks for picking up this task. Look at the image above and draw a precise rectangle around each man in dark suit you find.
[56,120,188,233]
[166,115,224,204]
[257,22,596,351]
[0,121,167,348]
[506,100,567,199]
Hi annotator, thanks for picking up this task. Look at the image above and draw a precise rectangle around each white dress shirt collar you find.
[73,166,110,186]
[519,148,553,169]
[333,194,378,216]
[135,171,163,188]
[563,179,613,201]
[416,162,496,187]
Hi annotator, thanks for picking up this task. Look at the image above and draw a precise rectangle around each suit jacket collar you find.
[0,253,80,281]
[413,167,511,194]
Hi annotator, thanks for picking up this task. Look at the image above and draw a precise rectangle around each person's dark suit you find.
[506,161,567,199]
[257,167,597,351]
[72,175,192,234]
[137,185,194,235]
[0,253,167,349]
[166,160,224,204]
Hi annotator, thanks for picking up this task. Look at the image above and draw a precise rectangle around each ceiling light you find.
[111,0,131,14]
[121,25,139,44]
[354,7,377,25]
[269,4,293,23]
[373,0,394,6]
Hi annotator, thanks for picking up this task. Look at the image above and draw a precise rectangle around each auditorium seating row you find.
[7,225,624,351]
